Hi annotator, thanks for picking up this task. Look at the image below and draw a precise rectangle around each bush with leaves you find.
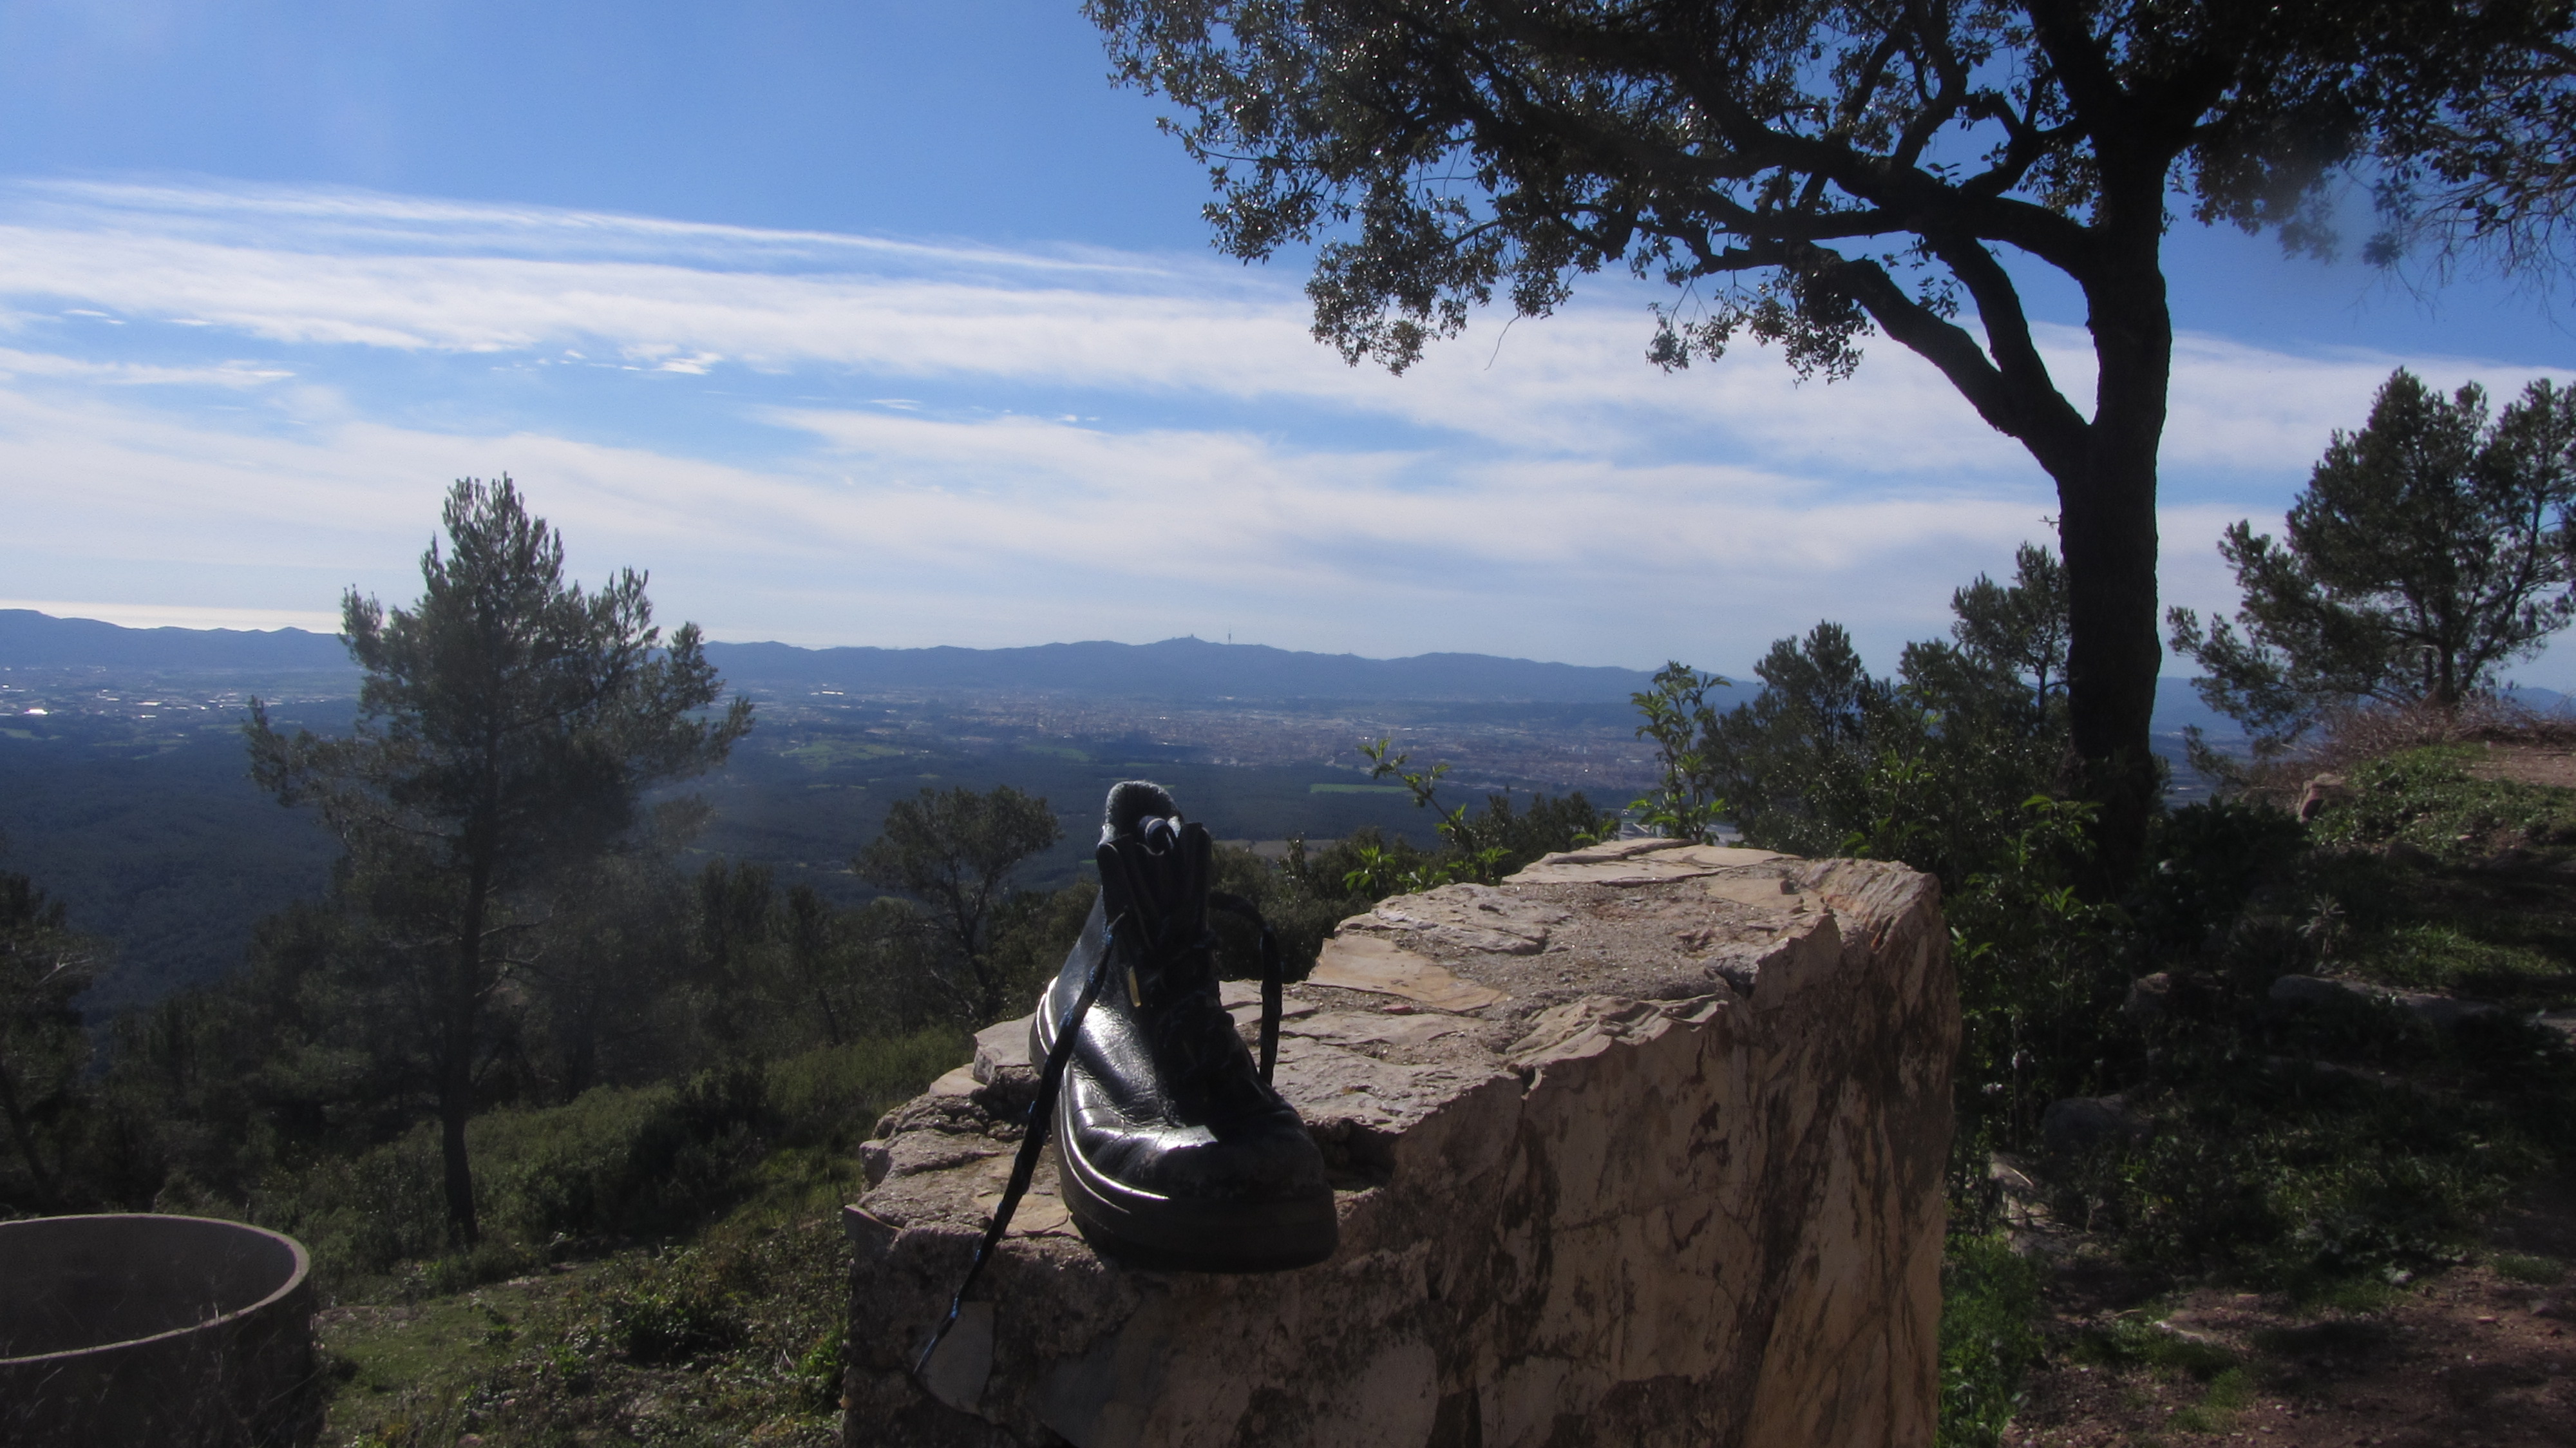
[1660,542,2070,890]
[1356,739,1617,888]
[0,862,102,1212]
[852,784,1063,1022]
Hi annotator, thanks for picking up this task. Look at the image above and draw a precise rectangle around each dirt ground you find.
[2004,1174,2576,1447]
[2466,742,2576,791]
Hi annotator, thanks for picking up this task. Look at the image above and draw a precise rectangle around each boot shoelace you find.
[912,896,1285,1382]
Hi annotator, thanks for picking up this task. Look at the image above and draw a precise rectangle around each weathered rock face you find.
[844,839,1955,1448]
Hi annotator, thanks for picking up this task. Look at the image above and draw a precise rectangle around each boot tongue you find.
[1095,828,1214,999]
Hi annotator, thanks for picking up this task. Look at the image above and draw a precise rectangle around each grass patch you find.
[2167,1366,2253,1434]
[309,1031,959,1445]
[322,1206,852,1447]
[2293,1275,2409,1314]
[1937,1232,2046,1448]
[262,1028,964,1300]
[2284,747,2576,1010]
[2307,745,2576,860]
[2069,1315,2237,1380]
[2341,923,2576,1002]
[2493,1250,2568,1284]
[2073,1063,2531,1291]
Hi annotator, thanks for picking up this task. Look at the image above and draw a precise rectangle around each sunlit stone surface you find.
[843,839,1955,1448]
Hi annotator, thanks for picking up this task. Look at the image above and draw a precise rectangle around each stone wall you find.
[843,839,1955,1448]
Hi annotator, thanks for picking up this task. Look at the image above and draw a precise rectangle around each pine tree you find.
[247,477,752,1244]
[2171,369,2576,756]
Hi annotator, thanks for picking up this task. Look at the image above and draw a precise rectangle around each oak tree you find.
[1086,0,2571,873]
[853,785,1063,1023]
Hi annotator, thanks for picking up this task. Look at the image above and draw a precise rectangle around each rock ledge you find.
[843,839,1955,1448]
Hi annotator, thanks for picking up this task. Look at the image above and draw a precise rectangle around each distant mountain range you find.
[0,609,354,671]
[23,607,2551,732]
[0,609,1667,703]
[698,634,1672,703]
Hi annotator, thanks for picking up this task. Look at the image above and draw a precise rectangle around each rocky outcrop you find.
[842,839,1956,1448]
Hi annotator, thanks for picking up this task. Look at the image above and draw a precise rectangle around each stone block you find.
[843,839,1955,1448]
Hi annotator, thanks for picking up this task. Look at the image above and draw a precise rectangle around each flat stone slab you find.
[843,846,1955,1448]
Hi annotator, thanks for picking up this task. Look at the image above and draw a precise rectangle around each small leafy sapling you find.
[1627,662,1732,844]
[1359,738,1510,888]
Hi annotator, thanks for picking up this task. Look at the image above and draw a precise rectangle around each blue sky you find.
[2,1,2573,680]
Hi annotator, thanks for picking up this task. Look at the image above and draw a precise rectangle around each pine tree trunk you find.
[441,864,488,1248]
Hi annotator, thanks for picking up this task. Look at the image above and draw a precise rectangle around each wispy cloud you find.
[0,177,2566,675]
[0,345,288,388]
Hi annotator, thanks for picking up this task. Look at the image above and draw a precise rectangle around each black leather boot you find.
[1032,781,1338,1271]
[914,783,1334,1376]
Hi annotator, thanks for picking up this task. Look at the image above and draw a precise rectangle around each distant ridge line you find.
[699,635,1661,702]
[0,610,1662,703]
[0,609,353,669]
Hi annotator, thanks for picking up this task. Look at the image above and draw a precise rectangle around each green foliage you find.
[852,783,1063,1021]
[2308,745,2576,859]
[0,862,102,1211]
[2078,1066,2527,1290]
[1083,0,2538,381]
[2168,1367,2255,1434]
[2171,370,2576,756]
[1627,662,1730,843]
[2132,801,2311,958]
[2492,1251,2567,1284]
[605,1275,744,1364]
[1949,798,2132,1161]
[2069,1315,2239,1380]
[1937,1232,2046,1448]
[1687,543,2070,890]
[320,1204,858,1447]
[256,1028,961,1299]
[243,476,752,1245]
[972,876,1101,1025]
[1341,741,1616,897]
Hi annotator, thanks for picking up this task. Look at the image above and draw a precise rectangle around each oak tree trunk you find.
[2062,242,2173,883]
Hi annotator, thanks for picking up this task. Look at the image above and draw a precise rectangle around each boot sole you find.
[1030,1005,1338,1273]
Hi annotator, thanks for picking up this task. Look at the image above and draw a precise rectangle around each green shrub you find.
[2072,1058,2526,1288]
[471,1065,772,1246]
[1937,1232,2046,1448]
[258,1033,961,1294]
[765,1027,971,1150]
[605,1279,743,1364]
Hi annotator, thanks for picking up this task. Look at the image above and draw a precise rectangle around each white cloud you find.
[0,178,2421,475]
[0,599,343,632]
[0,345,288,388]
[7,177,2576,680]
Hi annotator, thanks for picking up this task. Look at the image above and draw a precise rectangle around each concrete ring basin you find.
[0,1214,316,1446]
